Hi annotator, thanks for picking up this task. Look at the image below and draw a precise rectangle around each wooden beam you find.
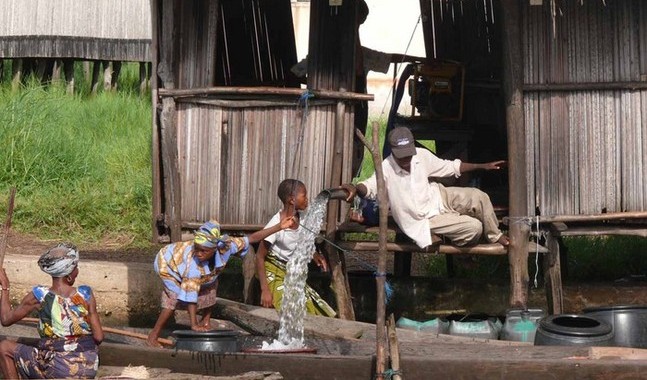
[0,188,16,267]
[357,121,389,380]
[150,0,162,243]
[158,86,374,101]
[555,227,647,238]
[524,81,647,92]
[501,0,529,309]
[543,232,563,315]
[336,241,548,255]
[327,101,355,321]
[538,211,647,223]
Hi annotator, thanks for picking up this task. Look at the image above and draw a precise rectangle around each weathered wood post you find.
[11,59,23,92]
[0,188,16,268]
[63,59,75,95]
[139,62,148,95]
[501,0,530,308]
[325,100,356,320]
[157,0,182,242]
[111,61,122,91]
[356,121,388,379]
[91,61,101,94]
[308,0,359,320]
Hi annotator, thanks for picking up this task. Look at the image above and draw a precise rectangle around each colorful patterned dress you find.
[154,236,249,309]
[262,211,336,317]
[14,285,99,379]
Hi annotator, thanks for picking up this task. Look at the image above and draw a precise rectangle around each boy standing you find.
[255,179,336,317]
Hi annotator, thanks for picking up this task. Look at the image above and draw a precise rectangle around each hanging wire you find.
[297,220,393,303]
[379,15,422,118]
[290,90,314,174]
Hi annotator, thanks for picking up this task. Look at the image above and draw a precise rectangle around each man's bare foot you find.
[497,235,510,246]
[145,336,163,348]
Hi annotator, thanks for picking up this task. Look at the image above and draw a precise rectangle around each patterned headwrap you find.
[193,220,222,248]
[37,242,80,278]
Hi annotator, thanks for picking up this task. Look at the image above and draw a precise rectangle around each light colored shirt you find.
[360,148,462,248]
[263,210,304,262]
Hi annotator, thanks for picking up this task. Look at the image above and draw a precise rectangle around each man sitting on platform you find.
[341,127,510,249]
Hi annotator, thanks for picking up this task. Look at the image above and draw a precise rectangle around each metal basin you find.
[172,329,240,353]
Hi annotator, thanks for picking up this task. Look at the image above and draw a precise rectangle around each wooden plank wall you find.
[523,0,647,217]
[0,0,151,60]
[175,100,343,227]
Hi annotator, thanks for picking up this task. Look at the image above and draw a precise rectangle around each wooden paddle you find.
[0,187,16,267]
[22,317,174,346]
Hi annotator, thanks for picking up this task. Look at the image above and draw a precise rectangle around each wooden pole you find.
[326,101,355,320]
[387,314,402,380]
[501,0,529,309]
[22,318,173,347]
[355,121,388,380]
[158,86,374,101]
[0,188,16,268]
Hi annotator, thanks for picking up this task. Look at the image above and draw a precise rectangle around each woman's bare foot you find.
[497,235,510,246]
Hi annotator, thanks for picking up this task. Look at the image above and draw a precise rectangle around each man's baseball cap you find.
[388,127,417,159]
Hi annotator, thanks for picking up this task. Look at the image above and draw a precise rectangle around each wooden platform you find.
[335,221,561,314]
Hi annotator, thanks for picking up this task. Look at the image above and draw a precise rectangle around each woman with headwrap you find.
[146,216,296,347]
[0,242,104,379]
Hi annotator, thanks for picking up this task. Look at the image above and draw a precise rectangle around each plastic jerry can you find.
[500,308,546,342]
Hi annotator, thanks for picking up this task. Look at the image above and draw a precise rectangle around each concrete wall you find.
[3,254,162,326]
[291,0,426,118]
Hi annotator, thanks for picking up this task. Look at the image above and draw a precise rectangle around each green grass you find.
[563,236,647,281]
[0,63,152,248]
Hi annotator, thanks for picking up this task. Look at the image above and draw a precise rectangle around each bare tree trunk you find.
[355,121,388,380]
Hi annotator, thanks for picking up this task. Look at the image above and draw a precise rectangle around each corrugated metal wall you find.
[174,100,349,226]
[0,0,151,60]
[153,0,357,235]
[523,0,647,216]
[0,0,150,38]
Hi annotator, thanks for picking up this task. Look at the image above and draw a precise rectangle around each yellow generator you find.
[408,60,465,121]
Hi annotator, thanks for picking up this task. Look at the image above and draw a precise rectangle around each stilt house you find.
[151,0,647,318]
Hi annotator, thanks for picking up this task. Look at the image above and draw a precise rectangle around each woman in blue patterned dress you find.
[146,217,296,347]
[0,242,104,379]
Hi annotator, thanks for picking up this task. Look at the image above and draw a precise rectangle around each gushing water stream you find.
[261,192,330,350]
